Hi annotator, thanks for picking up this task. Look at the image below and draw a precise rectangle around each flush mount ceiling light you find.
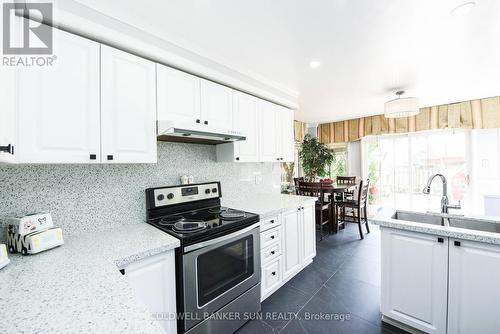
[309,60,321,69]
[451,2,476,16]
[384,91,420,118]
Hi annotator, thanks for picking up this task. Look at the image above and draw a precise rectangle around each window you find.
[281,143,302,193]
[327,144,348,179]
[363,130,471,215]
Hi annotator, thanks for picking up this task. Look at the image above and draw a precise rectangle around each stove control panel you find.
[152,182,220,207]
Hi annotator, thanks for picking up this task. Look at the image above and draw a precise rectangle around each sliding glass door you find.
[362,130,470,215]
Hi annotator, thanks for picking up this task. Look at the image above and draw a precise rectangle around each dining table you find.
[320,183,357,234]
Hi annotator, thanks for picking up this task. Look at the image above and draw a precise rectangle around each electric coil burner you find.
[172,220,207,233]
[145,182,261,334]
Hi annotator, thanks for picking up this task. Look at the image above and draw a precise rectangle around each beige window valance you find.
[294,121,307,142]
[316,96,500,144]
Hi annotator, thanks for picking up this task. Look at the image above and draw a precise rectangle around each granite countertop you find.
[222,193,317,218]
[0,223,179,334]
[371,209,500,245]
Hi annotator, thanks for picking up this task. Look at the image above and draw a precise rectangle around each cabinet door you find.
[259,101,278,162]
[16,27,101,163]
[277,107,295,162]
[381,228,448,334]
[101,45,157,163]
[200,79,233,130]
[0,65,16,163]
[301,203,316,263]
[448,239,500,334]
[233,91,259,162]
[124,251,177,334]
[157,64,201,126]
[282,209,302,279]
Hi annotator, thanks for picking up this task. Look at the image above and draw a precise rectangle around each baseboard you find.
[382,315,427,334]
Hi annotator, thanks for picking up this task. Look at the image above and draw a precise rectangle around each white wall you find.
[347,141,362,177]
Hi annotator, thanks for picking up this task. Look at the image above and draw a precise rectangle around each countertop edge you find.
[371,217,500,245]
[114,240,180,268]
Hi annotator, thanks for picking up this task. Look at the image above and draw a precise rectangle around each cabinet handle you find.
[196,119,201,123]
[270,235,275,239]
[107,155,114,161]
[204,120,208,125]
[0,144,14,155]
[276,157,280,161]
[271,251,275,255]
[437,237,444,243]
[454,241,461,247]
[270,220,274,224]
[236,157,240,161]
[280,157,284,161]
[89,154,97,160]
[271,271,276,276]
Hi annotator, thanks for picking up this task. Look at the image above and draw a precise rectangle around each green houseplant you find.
[299,134,335,181]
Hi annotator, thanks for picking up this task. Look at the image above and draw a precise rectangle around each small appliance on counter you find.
[6,213,64,255]
[0,244,10,269]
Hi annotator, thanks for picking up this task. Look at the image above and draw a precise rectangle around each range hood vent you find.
[157,120,246,145]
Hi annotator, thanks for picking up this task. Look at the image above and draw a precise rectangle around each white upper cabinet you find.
[216,92,259,162]
[16,27,101,163]
[0,65,16,163]
[381,228,448,334]
[448,239,500,334]
[276,106,295,162]
[100,45,157,163]
[200,79,233,129]
[259,101,279,162]
[157,64,201,126]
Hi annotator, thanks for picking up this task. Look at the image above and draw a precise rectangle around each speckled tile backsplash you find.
[0,142,281,238]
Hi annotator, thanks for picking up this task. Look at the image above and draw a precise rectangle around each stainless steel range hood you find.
[157,120,246,145]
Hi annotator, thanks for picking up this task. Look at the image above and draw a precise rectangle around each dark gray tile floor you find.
[237,223,409,334]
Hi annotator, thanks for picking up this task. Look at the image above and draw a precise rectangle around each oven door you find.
[182,223,261,331]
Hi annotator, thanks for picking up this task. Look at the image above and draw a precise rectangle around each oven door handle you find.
[184,222,260,253]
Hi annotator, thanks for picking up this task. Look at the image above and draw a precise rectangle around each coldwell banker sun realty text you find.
[2,2,57,66]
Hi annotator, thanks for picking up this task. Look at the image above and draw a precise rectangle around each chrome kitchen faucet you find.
[422,174,461,214]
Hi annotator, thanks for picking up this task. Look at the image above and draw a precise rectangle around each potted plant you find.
[299,134,335,182]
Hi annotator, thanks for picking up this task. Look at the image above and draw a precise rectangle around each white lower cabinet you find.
[282,209,302,279]
[381,228,448,334]
[262,258,282,298]
[448,239,500,334]
[382,228,500,334]
[260,202,316,301]
[301,204,316,263]
[123,251,177,334]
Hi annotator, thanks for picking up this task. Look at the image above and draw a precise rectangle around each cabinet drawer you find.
[260,216,280,232]
[262,258,282,295]
[260,226,280,249]
[261,242,281,264]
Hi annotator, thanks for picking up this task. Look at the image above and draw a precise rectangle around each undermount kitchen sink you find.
[392,210,500,234]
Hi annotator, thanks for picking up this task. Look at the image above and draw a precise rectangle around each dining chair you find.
[336,179,370,239]
[335,176,357,200]
[293,177,304,195]
[296,181,331,241]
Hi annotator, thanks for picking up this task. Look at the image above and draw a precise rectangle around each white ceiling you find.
[73,0,500,123]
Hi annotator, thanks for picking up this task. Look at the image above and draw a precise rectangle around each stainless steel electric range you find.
[146,182,261,334]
